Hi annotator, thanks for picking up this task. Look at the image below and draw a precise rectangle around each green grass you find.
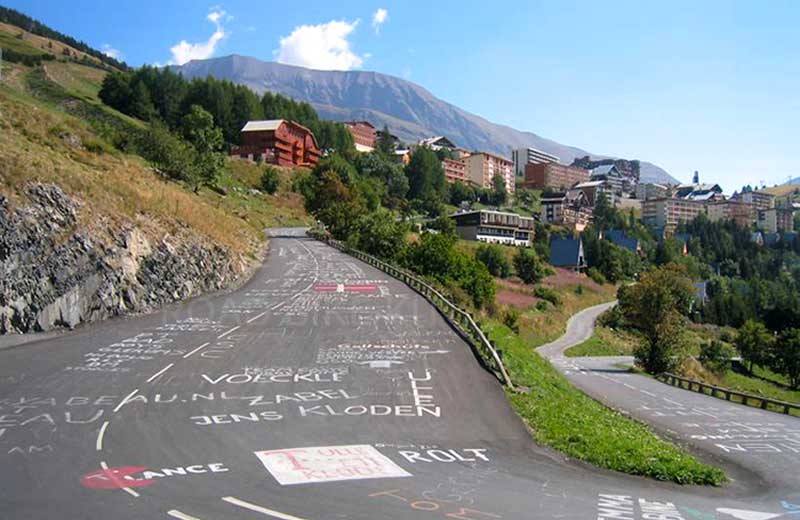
[565,326,639,357]
[483,320,726,485]
[0,31,48,56]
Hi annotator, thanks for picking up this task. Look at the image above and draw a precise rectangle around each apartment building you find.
[540,190,593,232]
[464,152,515,193]
[450,210,534,246]
[758,207,795,233]
[635,182,670,200]
[511,146,559,176]
[736,191,776,211]
[520,162,589,191]
[343,121,376,152]
[442,157,468,184]
[590,165,624,195]
[232,120,320,167]
[642,197,706,230]
[707,200,756,228]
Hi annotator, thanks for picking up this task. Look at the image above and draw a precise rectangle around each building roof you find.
[241,120,284,132]
[450,209,521,219]
[549,238,585,268]
[541,192,567,203]
[591,164,619,177]
[345,120,375,128]
[470,150,513,164]
[574,180,607,189]
[419,136,457,149]
[604,229,641,253]
[686,191,718,201]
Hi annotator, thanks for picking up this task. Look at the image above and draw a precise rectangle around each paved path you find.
[1,233,798,519]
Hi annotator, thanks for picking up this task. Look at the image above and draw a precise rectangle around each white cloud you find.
[372,8,388,33]
[101,44,122,60]
[168,9,227,65]
[275,20,364,71]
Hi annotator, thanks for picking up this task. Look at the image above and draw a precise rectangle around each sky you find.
[7,0,800,188]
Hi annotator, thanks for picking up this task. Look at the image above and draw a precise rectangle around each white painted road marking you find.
[223,496,308,520]
[147,363,175,383]
[247,311,268,323]
[716,508,783,520]
[100,460,140,498]
[96,420,109,451]
[217,326,240,339]
[183,342,210,359]
[167,510,202,520]
[113,389,140,413]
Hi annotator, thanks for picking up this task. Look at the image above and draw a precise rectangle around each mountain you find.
[174,55,678,184]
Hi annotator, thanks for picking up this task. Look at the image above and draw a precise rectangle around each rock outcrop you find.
[0,184,249,334]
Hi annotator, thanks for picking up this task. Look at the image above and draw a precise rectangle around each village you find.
[230,117,800,271]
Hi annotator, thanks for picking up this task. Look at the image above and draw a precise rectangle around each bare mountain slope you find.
[175,54,676,184]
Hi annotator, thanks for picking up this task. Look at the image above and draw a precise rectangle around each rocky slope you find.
[0,184,249,334]
[175,55,678,184]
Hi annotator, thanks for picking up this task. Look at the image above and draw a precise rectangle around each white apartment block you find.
[465,152,515,194]
[511,147,559,177]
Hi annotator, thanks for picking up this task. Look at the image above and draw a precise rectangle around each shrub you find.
[699,340,735,374]
[587,267,606,285]
[514,247,545,284]
[476,244,511,278]
[503,308,520,333]
[535,300,549,312]
[534,286,562,307]
[574,284,584,295]
[260,167,280,194]
[598,305,626,329]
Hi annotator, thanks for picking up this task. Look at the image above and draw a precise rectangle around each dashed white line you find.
[100,460,140,498]
[182,342,210,359]
[113,388,140,413]
[96,420,109,451]
[640,390,657,397]
[223,497,307,520]
[146,363,175,383]
[168,510,202,520]
[623,383,637,390]
[217,325,240,339]
[247,311,268,323]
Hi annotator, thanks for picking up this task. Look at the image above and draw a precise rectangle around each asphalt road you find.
[1,231,798,519]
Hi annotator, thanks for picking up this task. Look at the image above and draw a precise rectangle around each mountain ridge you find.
[175,54,678,184]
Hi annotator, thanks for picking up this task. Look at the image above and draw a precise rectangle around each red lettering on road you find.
[80,466,154,490]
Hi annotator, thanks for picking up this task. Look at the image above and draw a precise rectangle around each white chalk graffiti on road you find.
[255,444,411,485]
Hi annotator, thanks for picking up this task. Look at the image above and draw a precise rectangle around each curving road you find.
[0,231,798,519]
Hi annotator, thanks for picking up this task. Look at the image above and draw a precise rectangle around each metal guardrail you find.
[321,237,516,390]
[658,373,800,416]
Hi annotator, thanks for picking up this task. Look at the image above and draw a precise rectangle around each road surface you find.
[1,231,798,519]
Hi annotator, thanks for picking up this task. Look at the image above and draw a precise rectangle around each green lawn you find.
[483,320,725,485]
[565,326,639,357]
[716,366,800,410]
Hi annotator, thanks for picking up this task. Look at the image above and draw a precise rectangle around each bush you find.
[534,286,562,307]
[514,247,545,284]
[598,305,626,329]
[587,267,606,285]
[260,167,280,194]
[503,308,520,333]
[574,284,584,295]
[476,244,511,278]
[535,300,549,312]
[699,340,735,374]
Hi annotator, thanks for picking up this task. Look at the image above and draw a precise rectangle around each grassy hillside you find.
[0,46,310,256]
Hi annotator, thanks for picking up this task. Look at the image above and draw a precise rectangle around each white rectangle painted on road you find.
[254,444,411,485]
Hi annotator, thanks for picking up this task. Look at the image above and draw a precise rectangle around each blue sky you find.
[8,0,799,188]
